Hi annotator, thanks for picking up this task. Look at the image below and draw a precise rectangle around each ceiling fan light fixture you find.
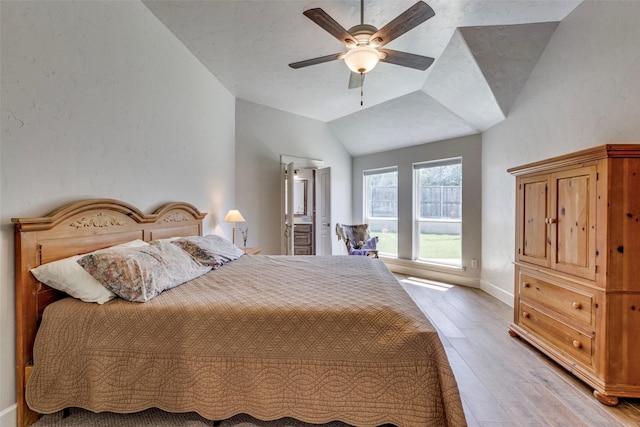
[343,45,383,74]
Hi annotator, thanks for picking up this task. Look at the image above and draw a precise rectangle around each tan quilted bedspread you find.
[27,255,466,426]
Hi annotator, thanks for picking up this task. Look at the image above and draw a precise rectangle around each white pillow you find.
[29,239,149,304]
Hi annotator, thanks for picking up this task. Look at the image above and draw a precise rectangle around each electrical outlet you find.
[471,259,478,268]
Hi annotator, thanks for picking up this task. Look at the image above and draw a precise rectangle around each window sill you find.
[380,256,466,273]
[380,256,478,288]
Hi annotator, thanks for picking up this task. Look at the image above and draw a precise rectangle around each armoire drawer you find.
[519,271,594,326]
[519,301,593,367]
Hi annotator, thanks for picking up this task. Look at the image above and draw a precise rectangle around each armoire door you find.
[517,174,551,268]
[550,166,597,280]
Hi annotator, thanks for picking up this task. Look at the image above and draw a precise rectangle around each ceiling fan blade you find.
[289,53,345,69]
[371,1,435,47]
[303,8,358,46]
[379,49,434,70]
[348,72,365,89]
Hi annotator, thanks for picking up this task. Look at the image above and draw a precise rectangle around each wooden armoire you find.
[508,144,640,406]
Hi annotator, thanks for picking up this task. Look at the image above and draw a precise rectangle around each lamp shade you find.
[343,46,383,74]
[224,209,245,223]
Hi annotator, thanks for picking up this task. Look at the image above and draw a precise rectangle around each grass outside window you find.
[373,232,461,260]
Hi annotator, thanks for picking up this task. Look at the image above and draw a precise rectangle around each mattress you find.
[27,255,466,426]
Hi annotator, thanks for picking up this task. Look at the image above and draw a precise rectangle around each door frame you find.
[280,155,326,255]
[315,167,332,256]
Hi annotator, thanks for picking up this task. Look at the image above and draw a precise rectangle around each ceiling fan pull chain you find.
[360,72,364,106]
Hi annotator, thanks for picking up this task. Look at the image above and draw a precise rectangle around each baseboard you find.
[0,404,17,427]
[480,278,514,307]
[382,257,480,288]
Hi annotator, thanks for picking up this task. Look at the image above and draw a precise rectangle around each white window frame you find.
[363,166,398,258]
[413,158,462,267]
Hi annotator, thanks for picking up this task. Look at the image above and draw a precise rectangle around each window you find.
[364,167,398,257]
[414,158,462,267]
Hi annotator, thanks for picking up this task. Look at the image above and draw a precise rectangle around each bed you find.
[13,199,466,427]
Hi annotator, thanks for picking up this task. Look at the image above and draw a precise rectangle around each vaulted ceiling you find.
[143,1,581,156]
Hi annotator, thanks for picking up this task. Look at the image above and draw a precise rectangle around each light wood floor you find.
[397,275,640,427]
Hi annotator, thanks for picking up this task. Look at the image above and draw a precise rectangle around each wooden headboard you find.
[12,199,206,426]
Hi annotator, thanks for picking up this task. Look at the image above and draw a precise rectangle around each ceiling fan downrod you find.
[358,0,367,107]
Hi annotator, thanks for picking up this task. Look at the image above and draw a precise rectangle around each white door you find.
[315,167,331,255]
[280,162,295,255]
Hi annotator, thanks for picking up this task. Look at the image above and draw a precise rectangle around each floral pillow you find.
[168,235,244,268]
[362,236,379,249]
[29,239,150,304]
[77,241,211,302]
[352,236,378,250]
[348,237,379,256]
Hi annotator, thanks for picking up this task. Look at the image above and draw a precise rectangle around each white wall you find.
[235,99,352,255]
[0,1,236,424]
[8,1,638,425]
[481,1,640,305]
[353,134,482,287]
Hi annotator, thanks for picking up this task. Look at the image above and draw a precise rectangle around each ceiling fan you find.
[289,0,436,89]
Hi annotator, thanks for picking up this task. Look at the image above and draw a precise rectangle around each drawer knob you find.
[572,301,582,310]
[523,282,530,288]
[522,311,530,319]
[573,340,582,349]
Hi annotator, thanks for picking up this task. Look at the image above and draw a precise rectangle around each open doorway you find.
[280,156,331,255]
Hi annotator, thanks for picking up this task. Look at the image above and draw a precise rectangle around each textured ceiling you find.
[143,1,581,156]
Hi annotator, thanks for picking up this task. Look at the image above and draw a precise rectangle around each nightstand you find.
[242,247,262,255]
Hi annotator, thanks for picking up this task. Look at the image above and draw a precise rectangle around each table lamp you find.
[224,209,245,244]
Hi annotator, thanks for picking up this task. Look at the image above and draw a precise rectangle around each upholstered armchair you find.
[335,223,379,258]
